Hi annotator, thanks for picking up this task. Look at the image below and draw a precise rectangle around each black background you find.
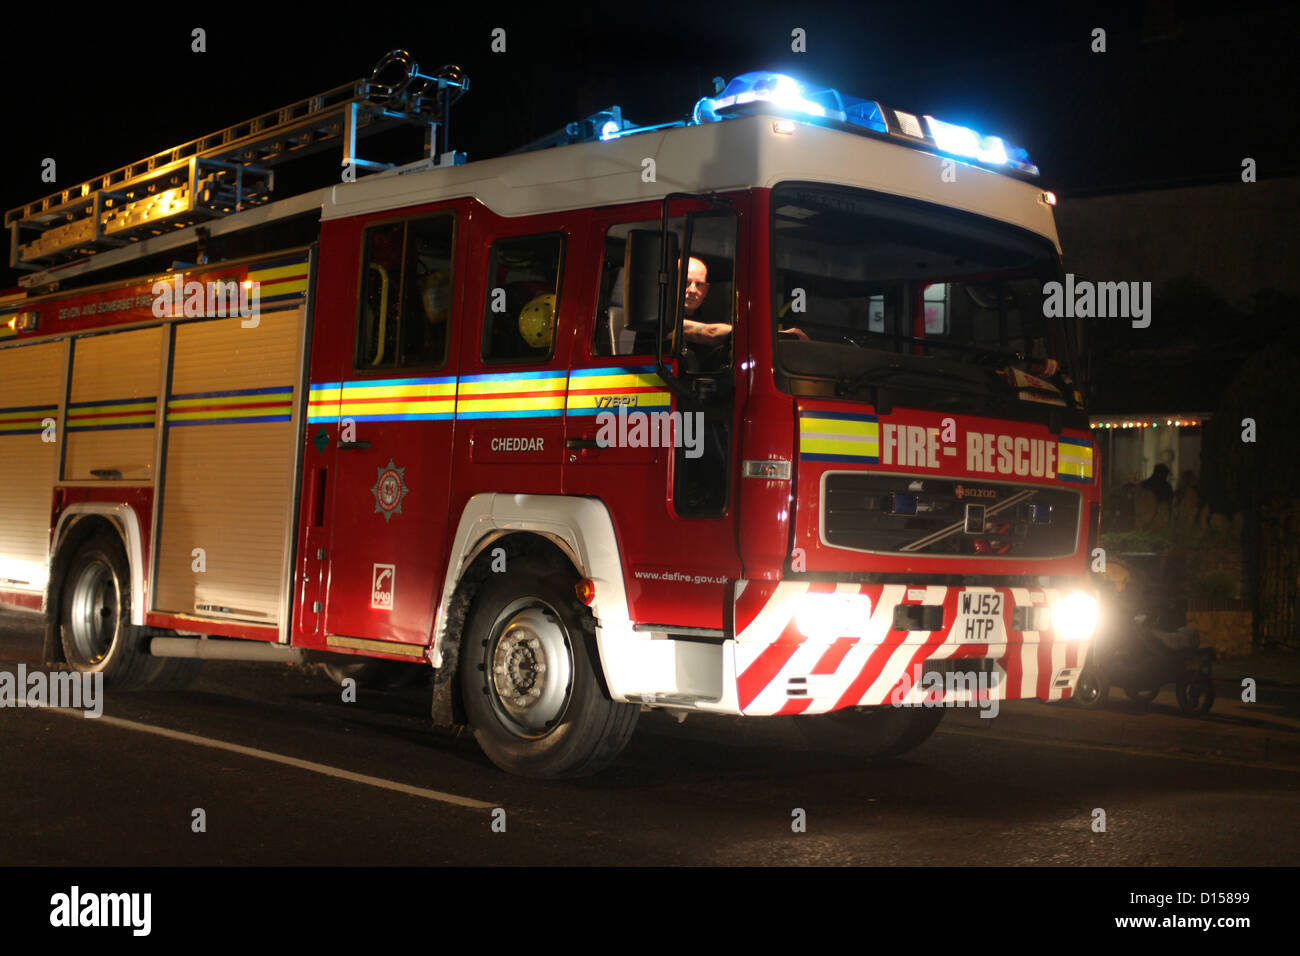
[2,0,1296,289]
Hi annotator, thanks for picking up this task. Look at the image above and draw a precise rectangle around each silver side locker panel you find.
[151,305,306,625]
[0,340,67,597]
[65,325,164,481]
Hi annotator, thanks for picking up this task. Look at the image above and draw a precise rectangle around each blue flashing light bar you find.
[710,72,831,118]
[693,70,1038,177]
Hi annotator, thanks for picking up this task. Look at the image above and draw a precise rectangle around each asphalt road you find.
[2,608,1298,866]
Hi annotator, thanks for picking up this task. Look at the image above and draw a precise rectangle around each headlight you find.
[1053,591,1098,641]
[793,592,872,640]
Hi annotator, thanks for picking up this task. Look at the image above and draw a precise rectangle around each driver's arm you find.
[683,319,732,344]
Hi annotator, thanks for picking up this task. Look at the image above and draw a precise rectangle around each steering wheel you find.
[777,323,859,348]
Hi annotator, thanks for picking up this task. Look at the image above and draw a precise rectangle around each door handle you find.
[565,436,600,462]
[338,440,371,450]
[90,468,123,479]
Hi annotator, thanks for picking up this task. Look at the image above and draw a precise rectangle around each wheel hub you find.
[488,605,573,735]
[67,559,119,665]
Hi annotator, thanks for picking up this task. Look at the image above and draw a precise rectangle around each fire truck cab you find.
[0,59,1099,776]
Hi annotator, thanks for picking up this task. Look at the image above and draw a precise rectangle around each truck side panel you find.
[0,340,67,600]
[65,326,163,482]
[152,306,306,627]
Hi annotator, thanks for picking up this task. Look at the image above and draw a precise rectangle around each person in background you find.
[1140,463,1174,503]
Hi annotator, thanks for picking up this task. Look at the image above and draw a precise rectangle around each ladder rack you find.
[5,51,466,273]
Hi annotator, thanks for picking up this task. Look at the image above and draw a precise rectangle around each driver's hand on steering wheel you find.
[777,326,810,341]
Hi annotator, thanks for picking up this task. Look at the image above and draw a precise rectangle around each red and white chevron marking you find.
[732,580,1088,716]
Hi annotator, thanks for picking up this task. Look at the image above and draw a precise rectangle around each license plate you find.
[955,590,1003,642]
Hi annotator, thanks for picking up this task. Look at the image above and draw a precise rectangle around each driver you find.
[680,257,731,345]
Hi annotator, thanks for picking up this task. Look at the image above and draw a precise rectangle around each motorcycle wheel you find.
[1176,675,1215,715]
[1073,666,1109,709]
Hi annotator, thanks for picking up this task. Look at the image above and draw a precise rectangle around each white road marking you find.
[45,708,497,809]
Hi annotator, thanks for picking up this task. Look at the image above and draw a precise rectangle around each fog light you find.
[794,591,872,640]
[1052,591,1098,641]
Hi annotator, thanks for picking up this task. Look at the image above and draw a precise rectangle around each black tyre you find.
[1176,675,1215,715]
[1073,664,1109,709]
[1125,686,1159,705]
[321,659,428,689]
[60,533,202,690]
[795,705,945,759]
[458,557,638,778]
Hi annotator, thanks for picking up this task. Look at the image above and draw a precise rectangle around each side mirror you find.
[623,229,678,333]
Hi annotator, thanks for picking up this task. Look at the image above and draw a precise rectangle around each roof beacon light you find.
[709,71,829,117]
[695,70,1038,177]
[926,116,1009,167]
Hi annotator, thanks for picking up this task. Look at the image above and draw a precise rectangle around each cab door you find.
[319,209,461,650]
[563,200,746,629]
[452,216,582,501]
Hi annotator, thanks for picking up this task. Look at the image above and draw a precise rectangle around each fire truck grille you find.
[822,473,1080,558]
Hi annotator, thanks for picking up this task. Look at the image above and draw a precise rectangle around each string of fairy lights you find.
[1091,418,1205,430]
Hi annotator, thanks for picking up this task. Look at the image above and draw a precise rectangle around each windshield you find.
[771,183,1085,426]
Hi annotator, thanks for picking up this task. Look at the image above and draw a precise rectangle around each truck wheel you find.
[795,705,945,759]
[459,557,638,778]
[60,533,202,690]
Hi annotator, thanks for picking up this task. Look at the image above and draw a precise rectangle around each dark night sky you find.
[2,0,1296,286]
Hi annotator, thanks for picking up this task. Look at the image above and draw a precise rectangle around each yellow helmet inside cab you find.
[419,269,452,324]
[518,293,556,349]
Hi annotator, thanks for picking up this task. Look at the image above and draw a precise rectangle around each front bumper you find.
[594,580,1092,716]
[729,580,1091,716]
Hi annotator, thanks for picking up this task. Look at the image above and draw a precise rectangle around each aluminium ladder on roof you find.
[5,74,443,273]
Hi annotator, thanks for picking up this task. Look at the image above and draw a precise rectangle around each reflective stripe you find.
[306,367,672,423]
[66,396,157,432]
[167,386,292,426]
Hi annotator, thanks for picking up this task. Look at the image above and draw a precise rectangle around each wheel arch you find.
[429,494,636,717]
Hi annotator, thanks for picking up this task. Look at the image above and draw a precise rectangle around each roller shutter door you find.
[152,307,304,624]
[0,340,67,593]
[64,326,163,481]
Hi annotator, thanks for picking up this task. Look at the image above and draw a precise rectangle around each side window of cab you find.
[591,217,684,357]
[357,214,455,370]
[481,234,565,364]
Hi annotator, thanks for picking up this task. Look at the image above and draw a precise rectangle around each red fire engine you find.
[0,53,1100,776]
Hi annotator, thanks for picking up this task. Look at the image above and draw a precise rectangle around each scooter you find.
[1074,614,1216,715]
